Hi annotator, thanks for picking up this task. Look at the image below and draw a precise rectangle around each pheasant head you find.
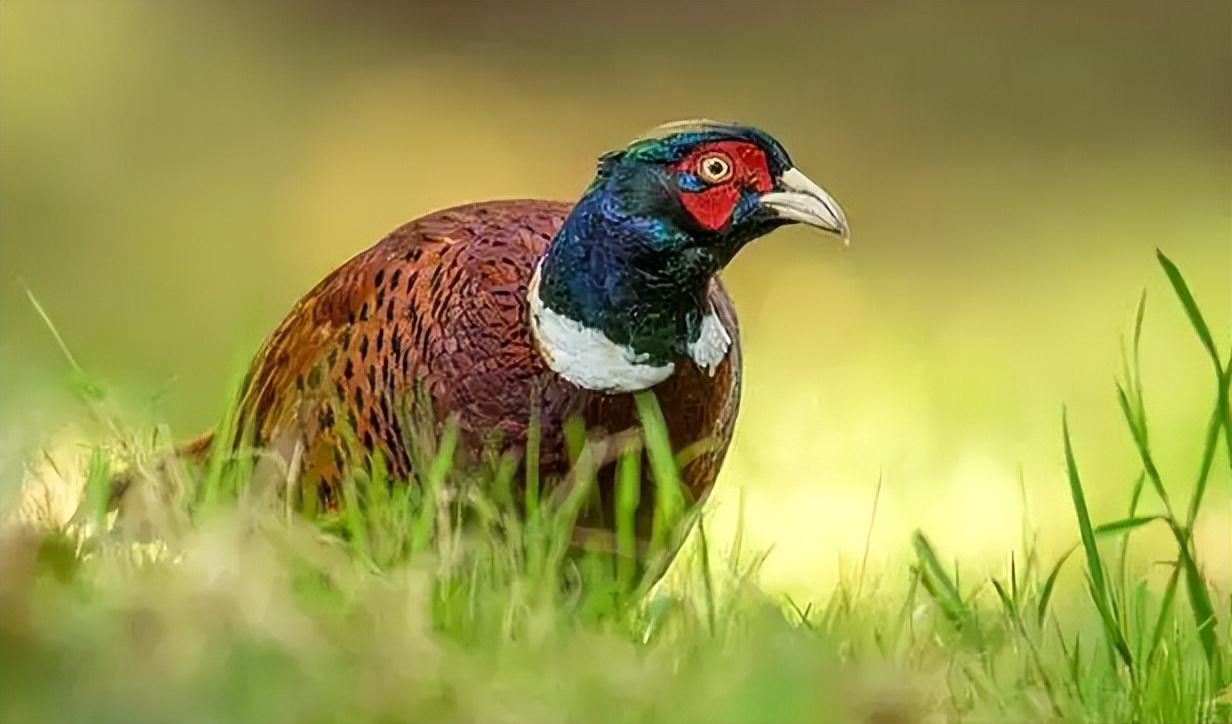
[531,120,849,393]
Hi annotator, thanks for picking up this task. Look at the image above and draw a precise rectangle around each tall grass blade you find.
[855,471,883,601]
[1158,252,1232,530]
[1174,531,1223,684]
[1157,249,1231,500]
[633,391,687,551]
[1062,410,1134,672]
[696,515,716,636]
[614,442,641,591]
[891,567,920,650]
[1038,545,1076,626]
[911,531,970,633]
[1224,350,1232,470]
[1035,515,1157,626]
[1156,250,1221,375]
[82,447,112,529]
[339,473,370,562]
[1116,383,1176,516]
[199,376,244,512]
[1062,410,1110,604]
[1056,622,1086,707]
[548,442,598,573]
[1118,473,1146,594]
[992,578,1065,718]
[23,284,84,375]
[1146,564,1181,672]
[410,417,459,552]
[1184,403,1227,537]
[1094,515,1166,536]
[729,487,746,577]
[525,396,541,517]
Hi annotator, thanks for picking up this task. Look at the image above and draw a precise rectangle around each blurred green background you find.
[2,1,1228,595]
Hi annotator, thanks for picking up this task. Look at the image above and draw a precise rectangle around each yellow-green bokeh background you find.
[2,1,1228,595]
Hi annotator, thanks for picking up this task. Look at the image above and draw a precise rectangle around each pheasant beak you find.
[759,168,850,244]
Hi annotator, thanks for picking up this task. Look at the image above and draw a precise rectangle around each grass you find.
[1,251,1229,723]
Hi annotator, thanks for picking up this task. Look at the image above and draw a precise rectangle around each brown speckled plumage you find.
[231,200,740,540]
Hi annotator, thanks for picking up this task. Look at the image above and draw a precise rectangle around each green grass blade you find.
[1055,622,1087,707]
[1085,570,1135,673]
[525,396,541,517]
[1063,410,1134,672]
[1038,544,1077,626]
[784,595,814,630]
[1062,410,1110,606]
[549,442,598,570]
[614,441,641,591]
[1093,515,1166,536]
[912,532,961,606]
[199,375,244,512]
[82,447,113,529]
[491,450,518,512]
[1116,383,1175,517]
[1183,404,1225,536]
[696,514,716,636]
[1126,288,1148,406]
[1224,352,1232,474]
[23,284,84,374]
[1146,564,1181,672]
[729,487,746,578]
[855,471,883,601]
[1035,502,1167,661]
[340,471,371,563]
[1173,523,1223,684]
[1132,288,1147,368]
[563,416,587,467]
[891,567,920,650]
[1159,248,1232,539]
[991,577,1016,619]
[1156,250,1222,376]
[992,578,1065,719]
[633,391,687,552]
[1118,472,1147,594]
[410,418,459,552]
[911,531,969,630]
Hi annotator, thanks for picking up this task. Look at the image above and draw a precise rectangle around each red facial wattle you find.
[680,184,741,231]
[674,140,774,231]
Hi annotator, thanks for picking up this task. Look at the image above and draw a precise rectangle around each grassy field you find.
[0,252,1227,724]
[5,0,1229,600]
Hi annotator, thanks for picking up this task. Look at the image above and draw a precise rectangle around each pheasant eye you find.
[696,153,733,184]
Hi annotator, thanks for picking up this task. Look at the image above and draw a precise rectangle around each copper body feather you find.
[232,200,740,540]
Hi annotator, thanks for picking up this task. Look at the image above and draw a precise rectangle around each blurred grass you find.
[1,0,1229,603]
[1,253,1229,723]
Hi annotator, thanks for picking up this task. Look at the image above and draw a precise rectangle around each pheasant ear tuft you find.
[596,150,624,173]
[633,119,737,143]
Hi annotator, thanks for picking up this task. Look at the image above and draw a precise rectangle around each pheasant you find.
[214,120,848,547]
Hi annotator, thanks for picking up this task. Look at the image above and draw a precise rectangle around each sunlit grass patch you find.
[1,252,1228,723]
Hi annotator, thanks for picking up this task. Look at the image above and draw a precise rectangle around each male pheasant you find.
[217,121,848,547]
